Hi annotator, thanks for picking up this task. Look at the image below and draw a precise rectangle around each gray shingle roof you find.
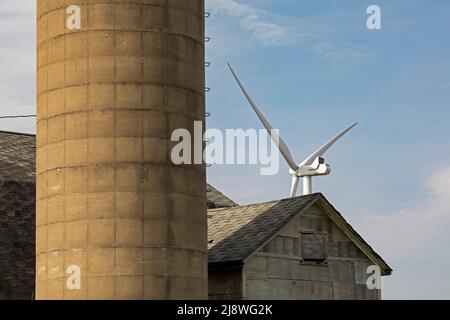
[207,194,319,265]
[207,193,392,275]
[206,184,238,208]
[0,131,35,182]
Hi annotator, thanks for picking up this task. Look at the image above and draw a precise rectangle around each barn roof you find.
[207,193,392,276]
[0,131,35,182]
[0,130,236,208]
[206,184,238,208]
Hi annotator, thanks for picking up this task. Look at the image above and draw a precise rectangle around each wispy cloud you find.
[312,41,373,65]
[357,166,450,259]
[351,167,450,298]
[208,0,307,48]
[207,0,372,64]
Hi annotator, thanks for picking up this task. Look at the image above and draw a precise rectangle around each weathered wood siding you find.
[208,266,243,300]
[242,204,381,300]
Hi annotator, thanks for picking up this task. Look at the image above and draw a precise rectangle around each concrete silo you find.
[36,0,207,299]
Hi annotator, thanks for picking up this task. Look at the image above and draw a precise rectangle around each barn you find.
[208,194,391,299]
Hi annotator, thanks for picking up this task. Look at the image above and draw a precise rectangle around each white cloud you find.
[312,41,373,65]
[357,166,450,260]
[207,0,372,64]
[208,0,306,48]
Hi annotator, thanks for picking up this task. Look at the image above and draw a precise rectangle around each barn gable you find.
[243,202,385,299]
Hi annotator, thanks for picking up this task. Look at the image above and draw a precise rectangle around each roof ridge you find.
[0,130,36,137]
[207,193,321,212]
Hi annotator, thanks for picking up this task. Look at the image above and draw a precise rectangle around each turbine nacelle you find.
[289,157,331,177]
[300,157,331,177]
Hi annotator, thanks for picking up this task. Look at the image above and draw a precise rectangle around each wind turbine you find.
[227,63,358,197]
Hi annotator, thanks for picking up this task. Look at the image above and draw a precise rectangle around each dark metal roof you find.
[0,180,35,300]
[0,131,35,182]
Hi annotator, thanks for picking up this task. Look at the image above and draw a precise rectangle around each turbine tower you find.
[228,63,357,197]
[36,1,207,299]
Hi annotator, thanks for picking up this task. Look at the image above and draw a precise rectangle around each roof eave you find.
[208,260,244,268]
[314,195,393,276]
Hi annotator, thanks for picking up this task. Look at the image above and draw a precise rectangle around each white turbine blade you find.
[300,122,358,167]
[290,175,299,197]
[228,63,299,171]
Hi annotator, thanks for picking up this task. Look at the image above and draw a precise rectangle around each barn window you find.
[301,232,327,263]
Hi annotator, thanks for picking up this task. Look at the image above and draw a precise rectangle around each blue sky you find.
[0,0,449,299]
[204,0,450,299]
